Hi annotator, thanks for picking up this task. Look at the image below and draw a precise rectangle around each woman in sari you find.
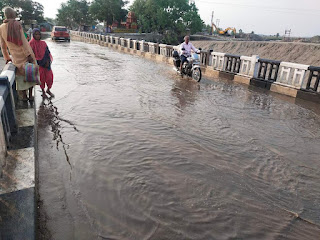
[29,28,54,98]
[0,7,36,101]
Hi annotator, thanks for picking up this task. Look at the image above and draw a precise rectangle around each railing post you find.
[140,40,145,52]
[132,40,137,50]
[250,55,260,78]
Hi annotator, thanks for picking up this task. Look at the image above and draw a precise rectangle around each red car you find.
[51,26,70,42]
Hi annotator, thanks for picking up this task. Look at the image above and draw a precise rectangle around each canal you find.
[36,39,320,239]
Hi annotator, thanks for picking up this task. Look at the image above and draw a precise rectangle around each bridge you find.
[0,32,320,239]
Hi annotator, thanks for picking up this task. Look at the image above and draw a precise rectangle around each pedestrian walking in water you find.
[29,28,54,98]
[0,7,37,101]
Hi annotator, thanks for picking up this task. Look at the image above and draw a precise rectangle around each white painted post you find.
[132,40,137,50]
[250,55,260,78]
[159,44,167,56]
[115,37,118,45]
[140,40,145,52]
[126,38,131,48]
[120,38,125,47]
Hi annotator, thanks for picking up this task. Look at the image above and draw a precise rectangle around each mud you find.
[193,41,320,66]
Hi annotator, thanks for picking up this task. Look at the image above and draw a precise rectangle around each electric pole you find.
[211,11,214,35]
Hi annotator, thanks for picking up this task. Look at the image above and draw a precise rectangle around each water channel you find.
[36,39,320,240]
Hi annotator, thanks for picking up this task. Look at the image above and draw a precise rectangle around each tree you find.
[0,0,20,20]
[32,1,45,23]
[0,0,44,24]
[89,0,128,27]
[130,0,203,44]
[57,0,93,29]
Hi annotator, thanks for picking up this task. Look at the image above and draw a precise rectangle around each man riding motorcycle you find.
[179,36,200,74]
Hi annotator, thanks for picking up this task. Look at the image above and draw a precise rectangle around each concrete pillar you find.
[126,38,132,48]
[140,40,145,52]
[250,55,260,78]
[120,38,125,47]
[159,44,167,56]
[132,40,137,50]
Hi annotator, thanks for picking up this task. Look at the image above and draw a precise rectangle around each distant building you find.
[126,11,137,30]
[111,12,138,32]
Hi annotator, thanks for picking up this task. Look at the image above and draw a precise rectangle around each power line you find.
[195,0,320,14]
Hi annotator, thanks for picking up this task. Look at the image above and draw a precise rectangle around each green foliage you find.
[130,0,204,44]
[57,0,93,29]
[89,0,128,26]
[0,0,44,24]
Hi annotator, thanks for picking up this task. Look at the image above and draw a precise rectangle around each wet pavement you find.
[36,39,320,240]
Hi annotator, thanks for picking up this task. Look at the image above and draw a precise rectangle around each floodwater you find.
[36,39,320,240]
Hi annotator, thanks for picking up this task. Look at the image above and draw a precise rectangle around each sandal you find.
[46,90,55,98]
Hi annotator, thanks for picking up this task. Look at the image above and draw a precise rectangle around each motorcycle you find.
[173,48,202,82]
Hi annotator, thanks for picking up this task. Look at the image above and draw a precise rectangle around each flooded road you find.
[36,39,320,240]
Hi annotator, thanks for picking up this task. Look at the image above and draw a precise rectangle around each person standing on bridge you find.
[29,28,54,98]
[0,6,37,101]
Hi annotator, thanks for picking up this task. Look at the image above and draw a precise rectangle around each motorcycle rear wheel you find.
[192,68,202,82]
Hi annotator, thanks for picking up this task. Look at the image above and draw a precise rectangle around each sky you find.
[35,0,320,37]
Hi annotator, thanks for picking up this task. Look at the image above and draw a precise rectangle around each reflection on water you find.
[171,79,200,111]
[38,97,78,168]
[37,40,320,240]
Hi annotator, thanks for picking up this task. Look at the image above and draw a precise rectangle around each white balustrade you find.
[148,42,158,54]
[120,38,125,47]
[276,62,310,89]
[239,55,259,78]
[139,40,145,52]
[114,37,120,45]
[126,38,132,48]
[132,40,138,50]
[211,52,226,71]
[159,44,167,56]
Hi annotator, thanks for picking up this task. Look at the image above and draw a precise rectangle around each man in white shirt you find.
[179,35,199,74]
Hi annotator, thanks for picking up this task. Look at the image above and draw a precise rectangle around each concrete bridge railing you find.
[70,31,320,102]
[276,62,310,89]
[0,63,17,172]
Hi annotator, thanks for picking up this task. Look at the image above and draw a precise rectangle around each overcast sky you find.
[35,0,320,37]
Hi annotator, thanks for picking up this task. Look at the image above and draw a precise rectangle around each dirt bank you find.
[193,41,320,67]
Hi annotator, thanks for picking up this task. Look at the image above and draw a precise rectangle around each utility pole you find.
[211,11,214,35]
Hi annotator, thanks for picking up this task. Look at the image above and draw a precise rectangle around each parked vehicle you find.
[173,49,202,82]
[51,26,70,42]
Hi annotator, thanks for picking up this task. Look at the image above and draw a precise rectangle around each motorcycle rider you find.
[179,35,200,74]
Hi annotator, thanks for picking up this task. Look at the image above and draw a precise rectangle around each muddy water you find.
[36,40,320,240]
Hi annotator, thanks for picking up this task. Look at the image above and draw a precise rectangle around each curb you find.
[0,66,36,239]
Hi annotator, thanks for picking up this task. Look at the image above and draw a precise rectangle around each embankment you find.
[193,41,320,66]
